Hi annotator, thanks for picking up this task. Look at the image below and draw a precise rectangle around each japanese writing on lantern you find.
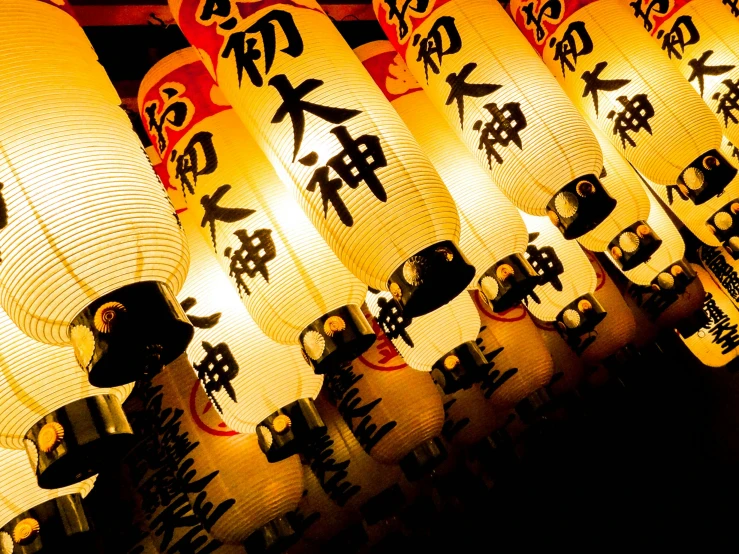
[629,0,670,32]
[523,232,564,305]
[475,328,518,399]
[145,85,192,154]
[327,363,398,455]
[700,292,739,355]
[441,396,469,441]
[174,131,219,198]
[376,296,414,347]
[306,429,361,506]
[728,141,739,160]
[713,79,739,127]
[413,16,462,82]
[659,15,700,60]
[724,0,739,17]
[521,0,563,43]
[383,0,430,40]
[701,246,739,304]
[552,21,593,77]
[688,51,735,97]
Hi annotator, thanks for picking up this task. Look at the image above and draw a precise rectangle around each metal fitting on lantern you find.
[360,484,406,526]
[478,253,539,312]
[243,515,298,554]
[398,437,447,482]
[677,149,737,205]
[431,341,491,394]
[256,399,326,463]
[608,221,662,271]
[69,281,193,387]
[1,494,91,554]
[387,241,475,318]
[546,174,617,239]
[707,199,739,260]
[650,259,696,296]
[299,305,375,375]
[555,293,607,339]
[24,395,134,489]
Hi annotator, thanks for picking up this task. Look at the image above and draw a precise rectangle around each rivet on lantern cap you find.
[69,281,193,387]
[430,341,491,394]
[398,437,447,482]
[554,293,607,340]
[607,221,662,271]
[708,199,739,260]
[386,241,475,318]
[545,174,616,239]
[24,395,134,489]
[299,305,375,375]
[360,484,406,526]
[256,398,326,463]
[243,515,298,554]
[677,149,737,205]
[478,254,539,312]
[649,259,696,296]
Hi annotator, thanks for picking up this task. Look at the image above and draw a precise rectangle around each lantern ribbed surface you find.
[0,0,189,345]
[139,49,367,346]
[169,0,460,291]
[520,213,598,321]
[509,0,722,186]
[443,384,503,446]
[364,289,480,371]
[374,0,603,216]
[0,448,95,527]
[354,40,529,283]
[531,317,585,396]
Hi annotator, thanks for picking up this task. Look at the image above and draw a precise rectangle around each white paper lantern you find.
[0,0,193,386]
[374,0,615,238]
[170,0,474,319]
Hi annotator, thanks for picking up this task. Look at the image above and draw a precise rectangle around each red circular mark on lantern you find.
[189,380,239,437]
[472,289,527,322]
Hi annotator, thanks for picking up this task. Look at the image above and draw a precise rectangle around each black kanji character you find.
[376,296,414,347]
[724,0,739,17]
[665,183,690,204]
[687,50,735,97]
[302,159,352,226]
[194,341,239,413]
[382,0,430,40]
[269,74,361,161]
[221,10,304,87]
[441,397,470,441]
[658,15,700,60]
[710,315,739,354]
[199,0,231,21]
[173,131,218,197]
[522,0,562,42]
[306,430,361,507]
[472,102,528,166]
[713,78,739,126]
[181,297,222,329]
[445,62,502,129]
[150,494,200,551]
[224,227,276,295]
[145,88,190,153]
[0,182,7,231]
[551,20,593,76]
[607,94,655,148]
[412,16,462,82]
[581,61,630,116]
[525,233,565,291]
[200,184,255,250]
[629,0,670,31]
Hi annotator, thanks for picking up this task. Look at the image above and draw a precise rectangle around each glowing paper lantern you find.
[0,0,193,386]
[326,314,445,475]
[170,0,474,319]
[364,289,486,393]
[0,449,95,551]
[578,126,658,270]
[531,317,586,396]
[471,291,554,408]
[508,0,734,203]
[373,0,615,237]
[699,244,739,310]
[139,50,375,370]
[354,40,537,311]
[520,213,607,339]
[442,384,504,446]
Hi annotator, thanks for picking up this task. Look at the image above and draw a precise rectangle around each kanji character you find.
[193,341,239,413]
[607,94,655,148]
[581,61,630,116]
[445,62,502,128]
[472,101,528,166]
[412,16,462,82]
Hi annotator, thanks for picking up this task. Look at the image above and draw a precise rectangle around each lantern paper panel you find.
[471,291,554,408]
[170,0,473,319]
[150,354,305,545]
[354,40,537,311]
[327,314,445,467]
[699,244,739,311]
[139,49,372,357]
[0,1,192,386]
[531,316,586,396]
[442,384,505,447]
[373,0,613,237]
[508,0,730,196]
[626,0,739,147]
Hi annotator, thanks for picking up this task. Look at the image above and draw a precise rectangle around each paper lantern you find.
[326,313,445,476]
[354,40,537,311]
[139,49,375,371]
[0,0,193,386]
[442,384,505,446]
[520,213,607,339]
[365,289,487,394]
[627,0,739,147]
[578,125,657,269]
[170,0,474,319]
[508,0,734,203]
[471,291,554,407]
[531,316,586,396]
[373,0,616,237]
[699,244,739,311]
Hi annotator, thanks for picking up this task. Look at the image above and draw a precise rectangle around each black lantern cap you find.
[25,395,134,490]
[546,174,616,239]
[256,398,326,463]
[431,341,491,394]
[0,494,92,554]
[608,220,662,271]
[479,253,539,312]
[69,281,193,387]
[299,305,375,375]
[707,198,739,260]
[555,293,607,340]
[399,437,447,482]
[387,241,475,318]
[677,149,737,205]
[243,515,298,554]
[650,259,696,296]
[360,484,406,526]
